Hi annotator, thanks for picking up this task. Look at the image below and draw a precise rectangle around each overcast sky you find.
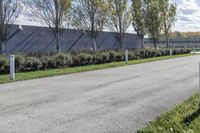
[15,0,200,32]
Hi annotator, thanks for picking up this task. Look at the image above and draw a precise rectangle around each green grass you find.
[0,54,192,84]
[137,93,200,133]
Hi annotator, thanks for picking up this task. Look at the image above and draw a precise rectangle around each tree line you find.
[0,0,177,55]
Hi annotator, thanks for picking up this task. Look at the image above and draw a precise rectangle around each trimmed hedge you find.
[0,48,191,74]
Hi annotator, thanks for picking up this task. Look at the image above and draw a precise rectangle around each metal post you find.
[198,63,200,109]
[125,49,128,64]
[170,48,173,57]
[199,63,200,105]
[10,55,15,80]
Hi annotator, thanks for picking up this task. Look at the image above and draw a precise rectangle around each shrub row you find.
[0,48,191,74]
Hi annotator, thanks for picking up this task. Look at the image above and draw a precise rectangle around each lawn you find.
[0,54,192,84]
[137,93,200,133]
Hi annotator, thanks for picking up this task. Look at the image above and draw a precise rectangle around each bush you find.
[108,50,117,61]
[0,48,192,74]
[101,52,110,63]
[40,56,50,69]
[94,52,110,64]
[0,56,8,69]
[160,50,167,56]
[15,54,25,70]
[186,49,192,54]
[139,50,146,58]
[94,53,103,64]
[128,52,136,60]
[72,53,93,66]
[115,52,124,61]
[25,57,42,71]
[54,53,72,67]
[0,56,8,73]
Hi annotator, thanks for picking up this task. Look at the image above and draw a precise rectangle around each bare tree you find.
[107,0,132,50]
[28,0,72,52]
[0,0,20,55]
[71,0,109,52]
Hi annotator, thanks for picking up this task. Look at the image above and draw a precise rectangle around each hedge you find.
[0,48,191,74]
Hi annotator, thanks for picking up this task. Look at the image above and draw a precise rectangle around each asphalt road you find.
[0,55,200,133]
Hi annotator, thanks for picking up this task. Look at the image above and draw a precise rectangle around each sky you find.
[172,0,200,32]
[15,0,200,33]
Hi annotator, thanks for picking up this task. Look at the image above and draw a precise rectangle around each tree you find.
[132,0,146,49]
[144,0,163,49]
[160,0,177,48]
[0,0,20,55]
[107,0,132,50]
[71,0,109,52]
[29,0,72,52]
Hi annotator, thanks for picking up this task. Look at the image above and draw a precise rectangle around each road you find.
[0,55,199,133]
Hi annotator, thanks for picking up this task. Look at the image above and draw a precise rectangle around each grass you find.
[0,54,192,84]
[137,93,200,133]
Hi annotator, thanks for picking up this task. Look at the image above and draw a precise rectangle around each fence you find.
[5,25,143,54]
[145,37,200,48]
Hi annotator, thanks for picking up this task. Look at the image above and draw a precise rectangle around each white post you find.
[194,47,196,54]
[170,48,173,57]
[125,49,128,64]
[198,63,200,109]
[10,55,15,80]
[199,63,200,93]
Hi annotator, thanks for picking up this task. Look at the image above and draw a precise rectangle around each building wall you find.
[5,25,142,54]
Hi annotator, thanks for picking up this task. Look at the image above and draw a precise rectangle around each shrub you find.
[72,53,93,66]
[94,52,110,64]
[0,56,8,69]
[94,53,103,64]
[160,50,167,56]
[54,53,72,67]
[40,56,50,69]
[186,49,191,54]
[15,54,25,70]
[86,54,94,65]
[25,57,42,71]
[108,50,117,61]
[0,48,192,74]
[128,51,135,60]
[155,51,162,57]
[101,52,110,63]
[115,52,124,61]
[0,56,8,73]
[139,50,146,58]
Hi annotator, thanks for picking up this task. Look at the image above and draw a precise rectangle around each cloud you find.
[179,16,193,22]
[173,0,200,31]
[15,0,200,32]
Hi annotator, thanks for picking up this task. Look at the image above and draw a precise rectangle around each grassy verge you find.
[137,93,200,133]
[0,54,192,84]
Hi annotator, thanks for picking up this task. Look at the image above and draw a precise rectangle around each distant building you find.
[5,25,142,54]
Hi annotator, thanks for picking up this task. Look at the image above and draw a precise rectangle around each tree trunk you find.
[55,34,60,53]
[119,33,124,50]
[141,36,144,49]
[166,33,169,48]
[153,38,157,49]
[0,41,6,55]
[92,37,97,53]
[0,41,2,55]
[119,39,123,50]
